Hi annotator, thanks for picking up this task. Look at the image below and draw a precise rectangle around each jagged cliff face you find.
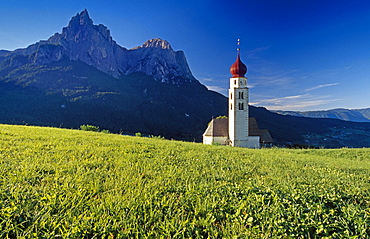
[1,10,195,83]
[47,10,125,77]
[127,39,195,83]
[0,9,227,142]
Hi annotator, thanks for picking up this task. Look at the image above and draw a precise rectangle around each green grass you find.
[0,124,369,238]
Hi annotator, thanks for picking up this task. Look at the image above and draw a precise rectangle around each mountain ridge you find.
[0,10,194,84]
[0,10,225,141]
[273,108,370,123]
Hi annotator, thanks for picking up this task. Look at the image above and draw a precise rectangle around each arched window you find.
[230,93,232,100]
[239,103,244,110]
[238,103,244,110]
[238,92,244,99]
[230,103,232,110]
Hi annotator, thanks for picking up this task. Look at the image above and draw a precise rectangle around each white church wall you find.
[247,136,261,149]
[203,136,213,145]
[203,136,228,145]
[214,136,228,145]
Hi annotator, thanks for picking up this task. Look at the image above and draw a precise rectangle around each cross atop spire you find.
[230,39,247,77]
[237,39,241,54]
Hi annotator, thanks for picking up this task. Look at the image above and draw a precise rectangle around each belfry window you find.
[230,103,232,110]
[238,103,244,110]
[230,93,232,100]
[238,92,244,99]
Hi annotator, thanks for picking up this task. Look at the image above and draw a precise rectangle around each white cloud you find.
[254,75,294,86]
[206,85,227,94]
[198,75,229,95]
[251,94,342,111]
[249,65,299,90]
[305,83,339,91]
[199,77,214,82]
[244,46,271,58]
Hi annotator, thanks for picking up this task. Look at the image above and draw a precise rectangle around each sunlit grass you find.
[0,124,369,238]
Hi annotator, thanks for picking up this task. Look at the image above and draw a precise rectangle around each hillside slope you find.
[0,58,226,140]
[0,124,369,238]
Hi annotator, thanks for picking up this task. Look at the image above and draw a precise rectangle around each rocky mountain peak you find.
[60,9,99,40]
[68,9,93,28]
[2,10,197,83]
[140,38,173,50]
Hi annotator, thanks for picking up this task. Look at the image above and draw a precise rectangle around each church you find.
[203,46,273,148]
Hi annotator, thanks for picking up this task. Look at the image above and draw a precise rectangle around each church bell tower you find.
[228,40,249,147]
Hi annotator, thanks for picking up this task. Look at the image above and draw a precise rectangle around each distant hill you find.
[251,107,370,148]
[274,108,370,123]
[0,50,10,56]
[1,10,370,148]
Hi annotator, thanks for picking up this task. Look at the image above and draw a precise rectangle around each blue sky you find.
[1,0,369,111]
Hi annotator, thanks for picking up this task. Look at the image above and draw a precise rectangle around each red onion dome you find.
[230,53,247,77]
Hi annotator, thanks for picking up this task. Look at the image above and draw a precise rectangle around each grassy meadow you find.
[0,124,369,238]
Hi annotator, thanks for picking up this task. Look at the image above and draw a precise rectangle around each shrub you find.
[79,124,100,132]
[135,132,142,137]
[149,135,165,139]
